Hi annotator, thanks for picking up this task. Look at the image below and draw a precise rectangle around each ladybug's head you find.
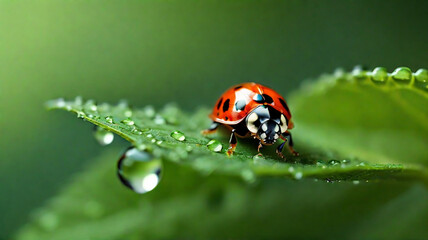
[246,105,288,145]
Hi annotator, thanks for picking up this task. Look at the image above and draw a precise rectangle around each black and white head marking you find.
[245,105,286,145]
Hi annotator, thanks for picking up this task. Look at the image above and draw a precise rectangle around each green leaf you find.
[14,149,428,240]
[14,67,428,240]
[289,67,428,166]
[44,90,427,183]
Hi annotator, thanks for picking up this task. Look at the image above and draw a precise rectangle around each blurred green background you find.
[1,0,427,238]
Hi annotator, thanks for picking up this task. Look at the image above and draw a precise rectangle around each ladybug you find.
[203,82,299,159]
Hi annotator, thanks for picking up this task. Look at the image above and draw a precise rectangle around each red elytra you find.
[204,82,298,158]
[209,82,293,129]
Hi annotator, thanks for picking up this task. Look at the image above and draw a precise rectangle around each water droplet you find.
[74,96,83,106]
[156,140,163,145]
[328,160,341,166]
[371,67,388,83]
[241,169,256,183]
[341,159,351,165]
[294,172,303,180]
[121,118,134,126]
[124,110,133,118]
[84,100,98,112]
[144,106,156,118]
[316,160,325,166]
[151,139,156,143]
[154,115,166,125]
[76,111,85,119]
[117,147,162,194]
[94,127,114,146]
[171,130,186,141]
[252,153,264,163]
[352,66,368,80]
[146,133,153,138]
[53,98,66,108]
[288,166,295,173]
[415,69,428,83]
[333,68,346,80]
[105,116,114,124]
[353,180,360,185]
[207,139,223,152]
[185,145,193,152]
[391,67,412,83]
[136,143,148,151]
[131,129,143,135]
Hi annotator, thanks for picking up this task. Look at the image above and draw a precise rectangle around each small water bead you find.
[84,100,98,112]
[171,130,186,141]
[294,172,303,180]
[151,139,156,143]
[241,169,256,183]
[94,127,114,146]
[124,109,133,118]
[415,69,428,83]
[105,116,114,124]
[146,133,153,138]
[53,98,66,108]
[185,145,193,152]
[154,115,166,125]
[131,129,143,135]
[164,105,181,124]
[316,160,325,166]
[353,180,360,185]
[156,140,163,145]
[144,106,156,118]
[117,147,162,194]
[74,96,83,106]
[371,67,388,83]
[288,166,295,173]
[352,66,368,80]
[333,68,346,80]
[342,159,351,164]
[252,153,264,163]
[76,111,86,119]
[328,160,341,166]
[121,118,134,126]
[391,67,412,83]
[207,139,223,152]
[136,143,148,151]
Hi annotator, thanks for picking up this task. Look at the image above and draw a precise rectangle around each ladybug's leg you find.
[279,131,299,156]
[202,122,219,135]
[226,129,237,156]
[257,141,263,152]
[276,141,286,159]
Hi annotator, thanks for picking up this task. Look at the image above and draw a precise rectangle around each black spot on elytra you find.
[234,85,243,90]
[225,116,228,120]
[234,100,246,111]
[279,98,290,112]
[217,98,223,110]
[262,94,273,104]
[222,99,230,112]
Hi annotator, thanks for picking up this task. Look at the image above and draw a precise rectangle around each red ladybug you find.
[203,82,298,158]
